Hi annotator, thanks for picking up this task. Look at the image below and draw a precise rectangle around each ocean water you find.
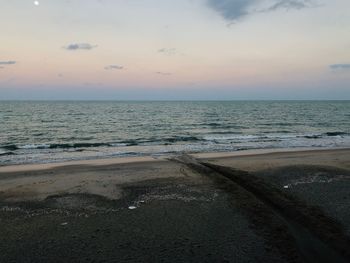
[0,101,349,165]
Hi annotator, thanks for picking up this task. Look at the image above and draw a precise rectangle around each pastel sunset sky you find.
[0,0,349,100]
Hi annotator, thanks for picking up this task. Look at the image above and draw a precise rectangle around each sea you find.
[0,101,349,165]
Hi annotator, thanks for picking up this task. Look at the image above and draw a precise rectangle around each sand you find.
[0,148,349,262]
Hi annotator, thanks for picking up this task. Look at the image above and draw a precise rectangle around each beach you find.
[0,148,349,262]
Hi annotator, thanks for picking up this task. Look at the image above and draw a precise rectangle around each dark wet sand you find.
[0,148,349,262]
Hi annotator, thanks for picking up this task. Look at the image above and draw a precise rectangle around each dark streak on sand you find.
[172,155,350,262]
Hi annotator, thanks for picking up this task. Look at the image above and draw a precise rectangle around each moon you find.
[34,1,39,6]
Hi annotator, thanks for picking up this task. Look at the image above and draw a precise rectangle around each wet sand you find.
[0,148,349,262]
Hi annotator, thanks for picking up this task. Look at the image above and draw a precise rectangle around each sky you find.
[0,0,349,100]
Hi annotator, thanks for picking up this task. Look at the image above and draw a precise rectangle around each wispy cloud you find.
[329,64,350,70]
[104,65,124,70]
[265,0,314,11]
[63,43,97,50]
[0,61,16,65]
[207,0,315,22]
[158,48,178,56]
[156,71,172,76]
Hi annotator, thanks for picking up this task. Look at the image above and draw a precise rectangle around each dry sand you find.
[0,148,349,262]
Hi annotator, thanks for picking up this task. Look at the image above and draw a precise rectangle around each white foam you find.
[19,144,50,149]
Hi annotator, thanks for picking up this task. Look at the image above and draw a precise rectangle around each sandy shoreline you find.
[1,148,350,262]
[1,147,348,173]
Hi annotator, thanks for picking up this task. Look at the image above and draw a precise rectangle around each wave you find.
[1,143,111,150]
[203,134,289,141]
[260,123,294,127]
[118,140,139,146]
[117,136,201,146]
[0,151,15,156]
[163,136,200,143]
[1,132,348,154]
[206,131,242,135]
[304,135,322,139]
[49,143,111,149]
[2,145,19,151]
[304,132,349,139]
[203,132,350,142]
[325,132,348,136]
[203,123,246,129]
[0,136,201,151]
[207,123,221,127]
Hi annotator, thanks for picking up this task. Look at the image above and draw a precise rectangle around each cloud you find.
[265,0,314,11]
[0,61,16,65]
[63,43,97,50]
[158,48,178,56]
[156,71,172,76]
[207,0,314,22]
[207,0,257,21]
[104,65,124,70]
[329,64,350,70]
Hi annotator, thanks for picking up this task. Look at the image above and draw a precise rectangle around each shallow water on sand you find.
[0,101,349,165]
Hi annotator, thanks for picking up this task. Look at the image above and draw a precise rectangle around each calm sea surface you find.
[1,101,349,165]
